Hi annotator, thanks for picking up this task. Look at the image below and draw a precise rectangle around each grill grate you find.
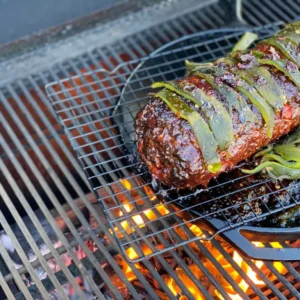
[46,23,300,262]
[1,0,300,299]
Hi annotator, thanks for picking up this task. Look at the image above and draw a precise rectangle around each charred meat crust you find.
[135,43,300,189]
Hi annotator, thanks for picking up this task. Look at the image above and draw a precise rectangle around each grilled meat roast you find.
[135,22,300,189]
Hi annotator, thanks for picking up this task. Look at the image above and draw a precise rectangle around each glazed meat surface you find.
[135,23,300,189]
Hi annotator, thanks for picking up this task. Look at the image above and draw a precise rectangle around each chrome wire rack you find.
[46,22,300,262]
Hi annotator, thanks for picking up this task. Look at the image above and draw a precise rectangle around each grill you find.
[46,22,300,263]
[1,0,300,299]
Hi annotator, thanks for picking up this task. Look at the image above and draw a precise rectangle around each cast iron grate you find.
[46,22,300,262]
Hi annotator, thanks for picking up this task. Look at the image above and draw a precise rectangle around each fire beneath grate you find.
[110,221,299,299]
[92,178,300,299]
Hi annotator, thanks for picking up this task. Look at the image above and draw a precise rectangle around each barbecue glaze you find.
[135,22,300,189]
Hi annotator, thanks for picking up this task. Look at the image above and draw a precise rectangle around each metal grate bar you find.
[0,271,16,300]
[0,189,53,299]
[67,54,227,299]
[0,129,98,298]
[264,0,300,22]
[209,238,286,299]
[45,21,300,267]
[22,77,90,188]
[263,261,300,297]
[46,66,197,299]
[0,182,69,299]
[6,77,135,297]
[2,0,300,298]
[50,68,199,299]
[37,69,162,297]
[0,239,34,300]
[1,97,123,298]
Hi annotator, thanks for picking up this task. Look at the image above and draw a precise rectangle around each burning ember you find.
[115,228,289,300]
[13,175,295,299]
[104,179,293,299]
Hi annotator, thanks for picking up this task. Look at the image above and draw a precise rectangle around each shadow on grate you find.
[46,23,300,262]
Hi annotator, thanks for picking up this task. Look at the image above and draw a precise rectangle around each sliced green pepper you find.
[274,145,300,162]
[234,66,285,109]
[276,21,300,45]
[236,83,275,138]
[177,79,234,150]
[232,32,259,51]
[263,153,300,168]
[261,37,300,65]
[202,63,275,138]
[282,127,300,145]
[184,60,214,74]
[156,89,221,173]
[254,145,273,157]
[215,57,236,67]
[265,163,300,180]
[258,59,300,89]
[241,125,300,180]
[242,161,300,180]
[185,60,227,76]
[152,82,199,104]
[252,50,266,58]
[194,72,256,124]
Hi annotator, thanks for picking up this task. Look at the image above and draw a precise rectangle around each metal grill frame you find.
[1,0,300,299]
[46,22,300,262]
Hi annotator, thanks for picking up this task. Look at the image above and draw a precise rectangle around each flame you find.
[120,178,132,190]
[165,265,205,300]
[118,204,170,235]
[143,184,157,201]
[115,179,290,299]
[216,241,290,299]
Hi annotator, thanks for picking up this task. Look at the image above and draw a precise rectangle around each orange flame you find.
[116,178,289,299]
[120,178,132,190]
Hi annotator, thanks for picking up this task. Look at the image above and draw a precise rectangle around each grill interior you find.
[46,23,300,262]
[1,0,300,299]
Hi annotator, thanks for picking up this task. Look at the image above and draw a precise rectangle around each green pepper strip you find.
[184,60,227,76]
[152,82,198,104]
[282,127,300,145]
[274,145,300,162]
[204,58,275,137]
[234,66,285,110]
[179,79,234,150]
[261,37,300,65]
[153,81,234,151]
[252,50,266,58]
[263,153,300,168]
[258,59,300,89]
[156,89,221,173]
[195,72,256,124]
[237,85,275,138]
[265,163,300,180]
[201,59,275,138]
[241,161,277,174]
[232,32,259,51]
[242,161,300,180]
[184,60,214,74]
[276,21,300,45]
